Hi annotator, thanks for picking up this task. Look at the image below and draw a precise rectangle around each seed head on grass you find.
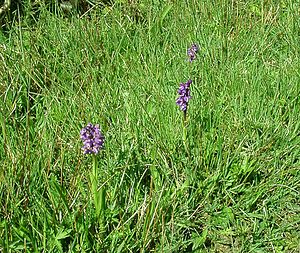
[80,123,105,154]
[187,43,199,62]
[176,79,192,113]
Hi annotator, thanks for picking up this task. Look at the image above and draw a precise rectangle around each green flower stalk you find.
[80,123,106,234]
[176,80,192,153]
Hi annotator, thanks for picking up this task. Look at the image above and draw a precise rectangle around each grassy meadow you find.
[1,0,300,252]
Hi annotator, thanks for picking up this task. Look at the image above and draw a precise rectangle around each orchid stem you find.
[183,111,188,154]
[92,155,106,235]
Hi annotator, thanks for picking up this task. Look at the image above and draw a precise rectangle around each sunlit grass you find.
[0,1,300,252]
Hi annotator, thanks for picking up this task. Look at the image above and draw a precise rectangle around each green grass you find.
[1,0,300,252]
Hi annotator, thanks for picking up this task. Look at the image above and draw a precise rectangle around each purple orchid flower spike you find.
[80,123,105,155]
[187,43,199,62]
[176,79,192,113]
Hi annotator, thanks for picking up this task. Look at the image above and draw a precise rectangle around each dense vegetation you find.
[1,1,300,252]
